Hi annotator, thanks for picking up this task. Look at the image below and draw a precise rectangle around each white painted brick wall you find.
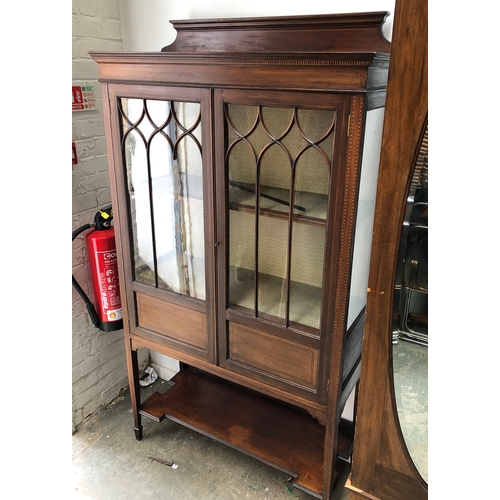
[72,0,149,432]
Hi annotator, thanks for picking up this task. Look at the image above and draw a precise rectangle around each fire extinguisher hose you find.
[72,223,101,328]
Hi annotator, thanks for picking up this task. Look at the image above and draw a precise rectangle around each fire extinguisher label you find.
[106,308,123,321]
[96,249,122,322]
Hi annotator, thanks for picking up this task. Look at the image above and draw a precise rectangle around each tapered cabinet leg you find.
[134,425,143,441]
[125,344,143,440]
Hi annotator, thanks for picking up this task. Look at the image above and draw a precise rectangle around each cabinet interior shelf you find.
[229,267,322,330]
[230,181,328,225]
[139,367,352,498]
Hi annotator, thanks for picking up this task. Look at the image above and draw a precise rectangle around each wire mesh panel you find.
[119,97,206,300]
[226,103,335,330]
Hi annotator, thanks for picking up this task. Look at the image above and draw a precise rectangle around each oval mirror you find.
[392,126,428,483]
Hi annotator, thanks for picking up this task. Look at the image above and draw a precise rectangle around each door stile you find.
[200,90,217,364]
[321,94,366,499]
[214,89,229,366]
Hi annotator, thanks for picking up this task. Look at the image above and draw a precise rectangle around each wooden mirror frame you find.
[345,0,428,498]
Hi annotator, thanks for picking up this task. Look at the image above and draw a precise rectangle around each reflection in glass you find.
[226,103,335,331]
[120,98,205,300]
[393,126,428,482]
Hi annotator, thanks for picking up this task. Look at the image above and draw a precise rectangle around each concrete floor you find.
[72,379,352,500]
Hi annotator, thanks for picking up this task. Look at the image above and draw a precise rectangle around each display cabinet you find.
[91,12,390,499]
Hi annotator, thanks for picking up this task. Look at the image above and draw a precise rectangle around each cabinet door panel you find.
[107,84,215,362]
[228,322,319,391]
[136,293,207,350]
[216,88,350,400]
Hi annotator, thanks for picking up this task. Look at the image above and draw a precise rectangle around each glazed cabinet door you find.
[214,89,351,402]
[106,84,216,362]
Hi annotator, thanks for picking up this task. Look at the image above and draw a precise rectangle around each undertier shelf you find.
[139,368,352,498]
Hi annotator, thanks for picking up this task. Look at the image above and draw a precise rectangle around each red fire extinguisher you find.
[72,206,123,332]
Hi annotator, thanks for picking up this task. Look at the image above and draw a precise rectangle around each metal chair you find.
[399,214,428,345]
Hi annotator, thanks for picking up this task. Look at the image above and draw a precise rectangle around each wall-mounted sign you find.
[72,85,98,111]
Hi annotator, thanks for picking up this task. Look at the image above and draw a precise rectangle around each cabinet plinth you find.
[91,12,390,499]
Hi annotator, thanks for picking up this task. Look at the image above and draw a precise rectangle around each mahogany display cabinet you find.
[90,12,391,499]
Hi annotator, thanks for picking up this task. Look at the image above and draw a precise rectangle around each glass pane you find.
[122,109,155,286]
[228,141,257,209]
[145,98,171,128]
[347,107,385,329]
[294,148,330,220]
[296,108,336,143]
[229,210,255,311]
[226,102,334,329]
[289,222,326,330]
[228,135,256,312]
[260,106,294,137]
[120,97,205,300]
[149,131,173,288]
[259,144,293,215]
[227,104,258,140]
[257,216,288,323]
[286,152,329,329]
[393,126,428,482]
